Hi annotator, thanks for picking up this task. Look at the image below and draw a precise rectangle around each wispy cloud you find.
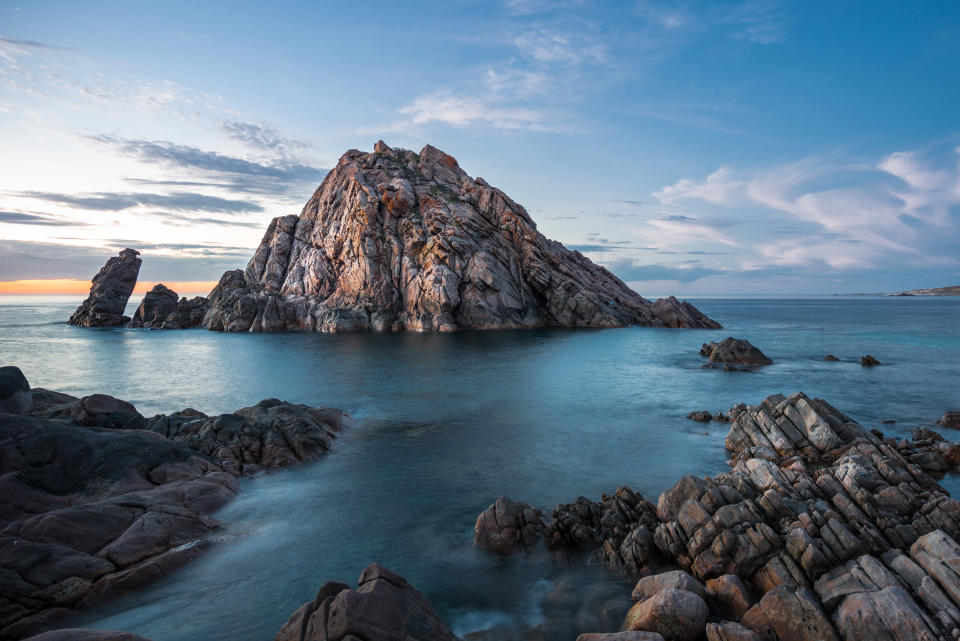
[0,211,86,226]
[17,189,263,213]
[86,134,326,196]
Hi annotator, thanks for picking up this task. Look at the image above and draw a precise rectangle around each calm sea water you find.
[2,296,958,639]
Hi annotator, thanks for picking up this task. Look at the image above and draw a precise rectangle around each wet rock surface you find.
[199,142,720,333]
[699,337,772,366]
[0,368,348,640]
[477,392,960,641]
[68,249,141,327]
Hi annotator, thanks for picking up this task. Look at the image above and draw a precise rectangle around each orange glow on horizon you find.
[0,279,218,295]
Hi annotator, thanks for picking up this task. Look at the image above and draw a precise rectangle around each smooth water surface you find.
[2,296,958,639]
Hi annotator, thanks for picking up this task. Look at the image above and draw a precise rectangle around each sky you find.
[1,0,959,296]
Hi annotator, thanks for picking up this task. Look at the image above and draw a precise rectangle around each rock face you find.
[0,369,348,640]
[200,142,720,333]
[274,563,458,641]
[159,296,208,329]
[699,338,772,366]
[68,249,141,327]
[128,284,178,328]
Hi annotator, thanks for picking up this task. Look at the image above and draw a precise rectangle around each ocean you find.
[2,295,958,639]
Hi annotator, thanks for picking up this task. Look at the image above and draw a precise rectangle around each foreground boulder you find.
[699,337,772,366]
[200,142,720,333]
[0,369,349,640]
[622,588,708,641]
[0,365,31,415]
[68,249,141,327]
[275,564,458,641]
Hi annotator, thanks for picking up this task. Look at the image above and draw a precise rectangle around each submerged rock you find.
[861,354,881,366]
[687,411,712,423]
[699,338,772,366]
[200,142,721,333]
[68,249,141,327]
[825,354,840,361]
[937,410,960,430]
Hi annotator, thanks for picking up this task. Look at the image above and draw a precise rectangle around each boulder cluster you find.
[475,393,960,641]
[68,143,720,333]
[0,366,349,640]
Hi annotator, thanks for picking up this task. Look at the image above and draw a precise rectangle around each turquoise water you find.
[1,296,958,639]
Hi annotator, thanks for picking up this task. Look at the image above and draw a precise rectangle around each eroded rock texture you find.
[200,142,720,332]
[699,338,772,366]
[128,284,207,329]
[481,393,960,641]
[68,249,141,327]
[0,369,348,640]
[274,564,459,641]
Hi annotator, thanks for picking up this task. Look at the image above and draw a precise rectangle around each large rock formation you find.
[0,366,348,640]
[68,249,141,327]
[200,141,720,332]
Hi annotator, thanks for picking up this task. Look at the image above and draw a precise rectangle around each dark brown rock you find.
[201,143,720,333]
[861,354,881,366]
[128,284,178,328]
[474,496,548,554]
[687,411,712,423]
[68,249,141,327]
[699,338,772,366]
[824,355,840,362]
[937,411,960,430]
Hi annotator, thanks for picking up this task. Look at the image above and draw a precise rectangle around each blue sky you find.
[1,0,959,294]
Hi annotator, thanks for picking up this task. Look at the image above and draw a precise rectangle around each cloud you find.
[512,29,607,65]
[16,190,263,213]
[0,211,85,226]
[86,134,326,195]
[220,120,310,155]
[605,258,722,283]
[568,244,625,253]
[654,145,960,270]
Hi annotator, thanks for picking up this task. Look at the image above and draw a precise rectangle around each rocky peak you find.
[202,142,721,333]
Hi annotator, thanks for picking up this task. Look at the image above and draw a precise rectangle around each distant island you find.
[834,285,960,297]
[890,285,960,296]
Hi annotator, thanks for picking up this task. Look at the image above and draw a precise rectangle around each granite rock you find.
[201,143,720,333]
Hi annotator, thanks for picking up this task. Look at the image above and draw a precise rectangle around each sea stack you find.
[68,248,141,327]
[201,142,721,333]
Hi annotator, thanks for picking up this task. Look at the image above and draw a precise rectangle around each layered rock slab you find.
[201,142,721,332]
[0,367,348,640]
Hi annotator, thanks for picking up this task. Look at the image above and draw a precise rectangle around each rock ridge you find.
[198,141,721,332]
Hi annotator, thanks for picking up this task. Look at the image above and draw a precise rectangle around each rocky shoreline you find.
[0,366,351,640]
[6,363,960,640]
